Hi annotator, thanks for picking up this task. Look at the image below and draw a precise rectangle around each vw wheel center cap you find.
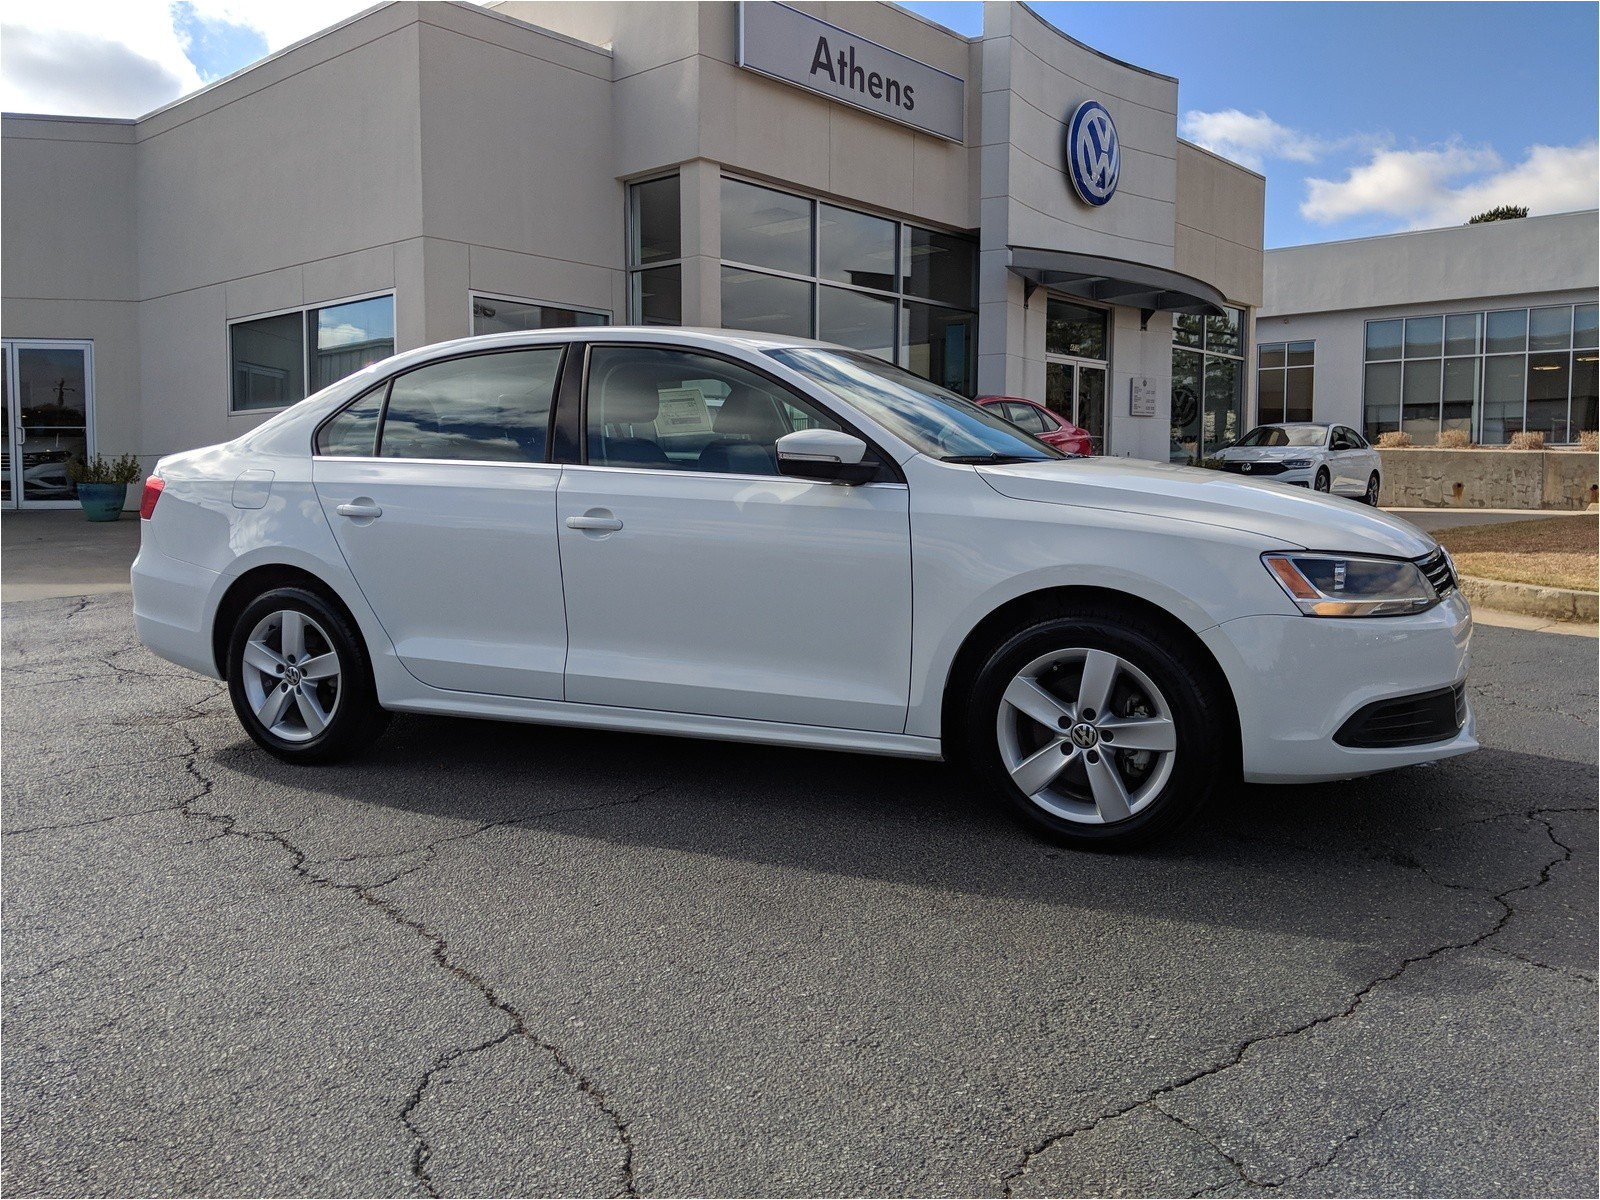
[1069,722,1100,749]
[1066,100,1120,206]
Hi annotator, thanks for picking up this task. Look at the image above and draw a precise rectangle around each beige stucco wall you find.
[1174,140,1264,309]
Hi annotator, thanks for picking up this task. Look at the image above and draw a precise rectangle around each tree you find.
[1468,205,1529,224]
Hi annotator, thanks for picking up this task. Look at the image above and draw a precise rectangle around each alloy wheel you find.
[995,648,1177,825]
[240,609,342,742]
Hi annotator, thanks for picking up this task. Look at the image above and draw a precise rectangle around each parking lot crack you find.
[1001,813,1575,1196]
[165,760,638,1198]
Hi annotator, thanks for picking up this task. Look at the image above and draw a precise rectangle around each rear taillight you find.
[139,476,165,520]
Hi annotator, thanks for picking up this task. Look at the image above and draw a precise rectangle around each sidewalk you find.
[1,510,140,601]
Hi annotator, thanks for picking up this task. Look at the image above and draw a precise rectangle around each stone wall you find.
[1377,448,1599,510]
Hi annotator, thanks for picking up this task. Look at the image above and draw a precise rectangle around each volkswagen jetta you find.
[132,329,1475,846]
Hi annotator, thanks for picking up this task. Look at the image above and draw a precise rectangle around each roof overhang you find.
[1006,246,1228,317]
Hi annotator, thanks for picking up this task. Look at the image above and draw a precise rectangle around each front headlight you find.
[1281,458,1313,468]
[1262,552,1438,617]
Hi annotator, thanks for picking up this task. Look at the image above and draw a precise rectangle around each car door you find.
[555,343,913,733]
[311,344,569,699]
[1345,427,1379,491]
[1330,427,1363,493]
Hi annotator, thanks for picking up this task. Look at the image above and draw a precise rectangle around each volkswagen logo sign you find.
[1242,462,1252,472]
[1065,100,1120,206]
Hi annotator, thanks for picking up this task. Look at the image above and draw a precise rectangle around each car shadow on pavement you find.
[209,711,1597,947]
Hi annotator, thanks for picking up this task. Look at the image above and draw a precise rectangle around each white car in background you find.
[1215,422,1382,504]
[131,330,1473,848]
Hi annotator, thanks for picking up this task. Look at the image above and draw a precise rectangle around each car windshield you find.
[1236,425,1325,448]
[766,348,1062,463]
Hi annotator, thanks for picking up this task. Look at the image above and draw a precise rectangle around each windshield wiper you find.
[940,453,1052,464]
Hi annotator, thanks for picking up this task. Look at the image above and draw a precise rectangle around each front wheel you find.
[1314,468,1331,493]
[1364,472,1381,505]
[226,586,389,763]
[966,611,1231,848]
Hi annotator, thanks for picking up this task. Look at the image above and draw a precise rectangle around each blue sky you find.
[2,2,1595,247]
[904,1,1599,245]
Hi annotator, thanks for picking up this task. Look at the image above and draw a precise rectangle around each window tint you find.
[585,346,845,476]
[378,348,563,462]
[317,386,386,456]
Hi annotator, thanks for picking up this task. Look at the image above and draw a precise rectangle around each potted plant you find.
[66,453,143,522]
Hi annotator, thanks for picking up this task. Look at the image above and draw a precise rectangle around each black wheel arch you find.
[938,586,1241,768]
[211,564,366,680]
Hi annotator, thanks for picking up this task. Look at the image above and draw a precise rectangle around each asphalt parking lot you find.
[2,587,1596,1198]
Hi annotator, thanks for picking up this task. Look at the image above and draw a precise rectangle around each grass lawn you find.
[1434,515,1598,592]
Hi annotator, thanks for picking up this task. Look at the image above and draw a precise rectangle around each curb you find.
[1460,575,1599,624]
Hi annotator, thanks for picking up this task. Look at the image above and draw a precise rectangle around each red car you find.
[977,396,1093,455]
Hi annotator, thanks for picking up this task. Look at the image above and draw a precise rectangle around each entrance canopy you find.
[1007,246,1227,317]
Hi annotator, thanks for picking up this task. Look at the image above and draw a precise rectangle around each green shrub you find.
[67,453,142,485]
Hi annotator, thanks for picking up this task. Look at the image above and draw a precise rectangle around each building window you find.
[1257,341,1314,423]
[471,295,609,336]
[1363,302,1598,443]
[230,293,394,413]
[1170,307,1245,463]
[715,176,978,395]
[1044,299,1109,453]
[628,175,682,326]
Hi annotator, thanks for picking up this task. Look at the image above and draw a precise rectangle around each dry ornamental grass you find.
[1434,515,1599,592]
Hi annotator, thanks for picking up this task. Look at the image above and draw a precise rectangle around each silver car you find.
[1214,422,1382,503]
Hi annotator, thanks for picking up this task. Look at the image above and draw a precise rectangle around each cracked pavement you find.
[2,592,1595,1197]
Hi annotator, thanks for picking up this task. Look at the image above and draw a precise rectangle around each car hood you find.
[976,457,1435,556]
[1214,444,1323,460]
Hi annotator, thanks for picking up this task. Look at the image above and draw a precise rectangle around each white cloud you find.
[1179,109,1329,171]
[1,0,373,118]
[1301,141,1598,228]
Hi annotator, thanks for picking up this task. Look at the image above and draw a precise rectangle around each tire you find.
[965,609,1231,848]
[1364,472,1381,506]
[1314,468,1331,493]
[225,585,389,763]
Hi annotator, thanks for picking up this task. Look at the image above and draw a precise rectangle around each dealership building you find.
[1258,210,1599,446]
[1,0,1266,508]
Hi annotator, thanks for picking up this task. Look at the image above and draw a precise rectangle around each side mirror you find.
[775,428,879,485]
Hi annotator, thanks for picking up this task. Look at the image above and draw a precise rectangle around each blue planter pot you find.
[76,482,128,522]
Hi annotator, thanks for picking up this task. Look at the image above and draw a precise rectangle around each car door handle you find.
[566,514,623,532]
[335,501,383,520]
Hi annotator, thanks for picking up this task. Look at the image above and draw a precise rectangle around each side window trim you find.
[313,343,571,463]
[573,341,905,484]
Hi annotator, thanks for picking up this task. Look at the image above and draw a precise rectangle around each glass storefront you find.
[1171,308,1245,463]
[229,295,395,411]
[1256,341,1313,423]
[627,175,979,395]
[1363,302,1598,443]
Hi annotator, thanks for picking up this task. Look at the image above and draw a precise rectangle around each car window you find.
[317,386,386,456]
[375,348,563,462]
[1005,402,1047,433]
[1237,425,1323,448]
[1342,427,1369,449]
[769,348,1060,462]
[585,345,847,476]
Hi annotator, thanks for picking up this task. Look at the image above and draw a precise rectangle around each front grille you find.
[1334,683,1467,748]
[1416,548,1457,598]
[1222,461,1287,476]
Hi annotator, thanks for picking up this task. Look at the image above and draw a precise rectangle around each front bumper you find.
[1202,590,1477,783]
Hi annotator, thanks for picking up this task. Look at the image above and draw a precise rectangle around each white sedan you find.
[132,329,1474,847]
[1213,422,1383,503]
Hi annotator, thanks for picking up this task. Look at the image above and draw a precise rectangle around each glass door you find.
[1044,297,1110,454]
[4,340,94,508]
[1045,360,1110,454]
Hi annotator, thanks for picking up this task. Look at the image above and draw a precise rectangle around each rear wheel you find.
[1364,472,1381,505]
[966,610,1231,848]
[226,586,388,763]
[1314,468,1331,493]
